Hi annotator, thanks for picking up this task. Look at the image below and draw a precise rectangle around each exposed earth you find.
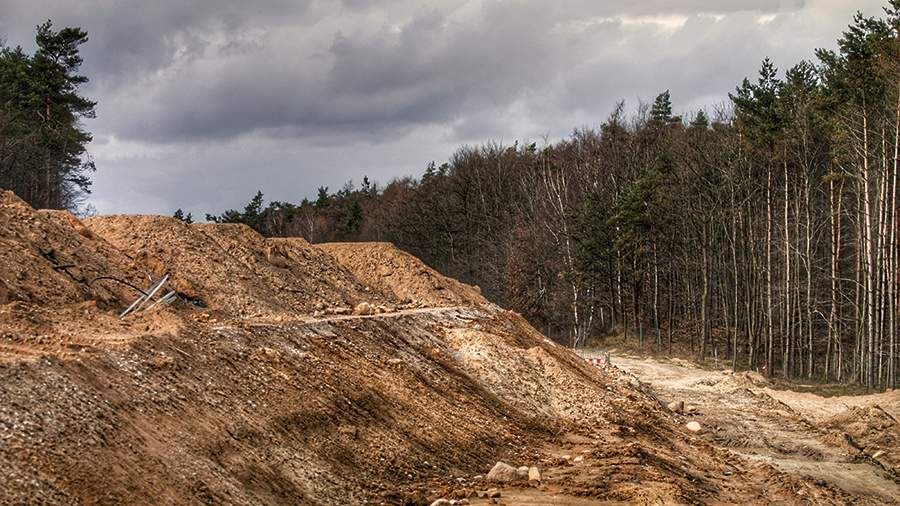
[602,351,900,503]
[0,190,897,504]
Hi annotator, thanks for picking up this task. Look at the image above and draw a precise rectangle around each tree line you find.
[0,21,96,211]
[206,3,900,389]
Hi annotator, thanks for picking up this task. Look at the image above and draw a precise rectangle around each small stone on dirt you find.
[353,302,374,315]
[486,461,518,482]
[516,466,529,478]
[668,400,684,413]
[430,500,452,506]
[486,488,501,498]
[528,466,541,482]
[686,421,702,432]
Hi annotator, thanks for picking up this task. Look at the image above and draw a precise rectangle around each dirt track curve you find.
[599,351,900,503]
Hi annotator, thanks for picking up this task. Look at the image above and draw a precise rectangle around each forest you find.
[205,4,900,389]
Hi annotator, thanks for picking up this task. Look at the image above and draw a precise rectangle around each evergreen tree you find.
[0,21,96,210]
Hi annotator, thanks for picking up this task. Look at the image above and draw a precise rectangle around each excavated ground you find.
[599,351,900,504]
[0,191,874,504]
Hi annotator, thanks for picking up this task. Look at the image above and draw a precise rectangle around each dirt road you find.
[602,351,900,503]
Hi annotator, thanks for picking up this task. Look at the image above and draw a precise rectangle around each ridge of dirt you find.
[84,217,388,317]
[0,191,148,308]
[0,195,872,504]
[317,242,487,307]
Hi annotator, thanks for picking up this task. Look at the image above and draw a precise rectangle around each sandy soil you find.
[0,192,882,504]
[598,350,900,503]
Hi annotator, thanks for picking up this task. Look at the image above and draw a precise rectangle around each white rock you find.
[516,466,529,478]
[486,461,519,482]
[353,302,374,315]
[686,421,702,432]
[528,466,541,482]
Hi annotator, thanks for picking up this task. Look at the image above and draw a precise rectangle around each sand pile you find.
[0,192,854,504]
[0,191,147,307]
[440,312,616,423]
[824,403,899,475]
[268,237,389,307]
[317,242,487,307]
[85,218,381,317]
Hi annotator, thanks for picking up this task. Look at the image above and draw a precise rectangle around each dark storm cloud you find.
[0,0,888,215]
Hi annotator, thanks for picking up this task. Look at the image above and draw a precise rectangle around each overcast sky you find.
[0,0,887,216]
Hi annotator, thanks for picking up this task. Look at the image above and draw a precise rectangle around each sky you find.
[0,0,888,216]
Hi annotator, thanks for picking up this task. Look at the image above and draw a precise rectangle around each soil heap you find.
[0,194,859,504]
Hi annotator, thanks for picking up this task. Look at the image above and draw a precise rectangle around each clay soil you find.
[0,191,888,504]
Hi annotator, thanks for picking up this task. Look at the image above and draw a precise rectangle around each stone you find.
[686,421,702,432]
[516,466,529,478]
[486,461,519,482]
[430,500,452,506]
[667,400,684,413]
[353,302,374,315]
[528,466,541,482]
[486,488,501,498]
[573,455,584,463]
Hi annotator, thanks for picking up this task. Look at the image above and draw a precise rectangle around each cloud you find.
[0,0,887,215]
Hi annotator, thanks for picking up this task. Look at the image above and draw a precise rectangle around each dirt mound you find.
[441,312,618,423]
[711,370,769,392]
[0,193,859,504]
[85,217,383,317]
[317,242,487,307]
[824,404,899,475]
[268,237,390,307]
[0,191,147,307]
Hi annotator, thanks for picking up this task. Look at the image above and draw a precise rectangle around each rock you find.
[516,466,529,478]
[573,455,584,463]
[315,301,325,310]
[353,302,374,315]
[667,400,684,413]
[685,405,697,414]
[686,421,702,432]
[430,500,452,506]
[486,488,501,498]
[486,461,518,482]
[528,466,541,482]
[873,450,885,459]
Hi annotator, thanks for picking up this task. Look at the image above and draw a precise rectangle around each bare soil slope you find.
[0,196,865,504]
[317,242,487,307]
[85,217,387,317]
[0,191,147,307]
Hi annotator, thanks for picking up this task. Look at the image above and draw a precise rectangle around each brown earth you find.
[0,194,880,504]
[602,350,900,503]
[317,242,487,307]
